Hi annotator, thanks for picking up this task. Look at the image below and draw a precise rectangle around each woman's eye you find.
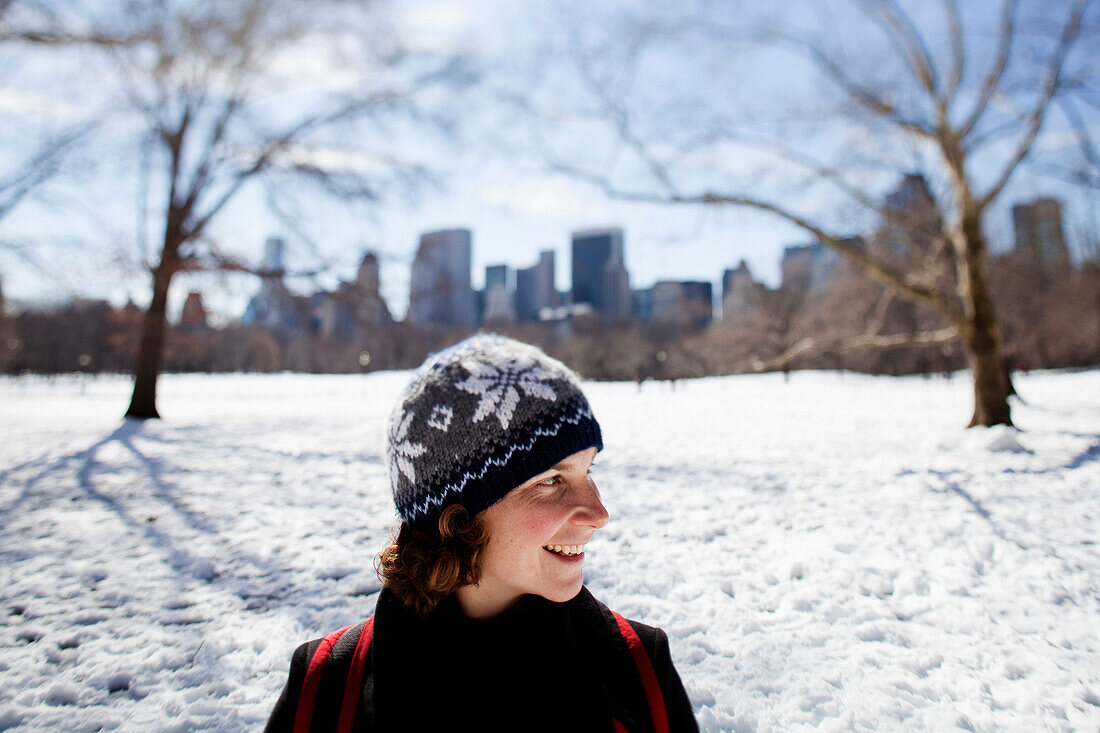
[539,476,559,486]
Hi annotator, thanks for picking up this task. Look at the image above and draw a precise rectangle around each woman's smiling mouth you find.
[542,544,586,557]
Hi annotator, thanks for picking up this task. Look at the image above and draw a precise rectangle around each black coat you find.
[266,586,698,732]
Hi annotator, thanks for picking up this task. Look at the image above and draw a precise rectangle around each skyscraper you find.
[179,291,208,330]
[242,236,303,331]
[408,229,476,328]
[780,241,845,292]
[534,250,559,316]
[603,256,632,321]
[329,251,392,341]
[1013,198,1069,264]
[881,174,941,260]
[514,265,539,322]
[262,236,285,274]
[514,250,559,322]
[485,264,510,293]
[571,228,624,315]
[721,261,766,317]
[651,280,712,329]
[483,264,514,323]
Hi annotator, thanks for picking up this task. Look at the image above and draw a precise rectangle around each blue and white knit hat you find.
[386,334,603,528]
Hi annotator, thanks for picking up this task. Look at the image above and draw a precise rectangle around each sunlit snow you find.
[1,369,1098,731]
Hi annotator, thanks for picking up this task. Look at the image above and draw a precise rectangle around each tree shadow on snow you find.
[1062,435,1100,471]
[924,470,1029,551]
[1,419,326,609]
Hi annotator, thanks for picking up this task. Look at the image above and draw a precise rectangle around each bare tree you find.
[12,0,468,418]
[533,0,1093,427]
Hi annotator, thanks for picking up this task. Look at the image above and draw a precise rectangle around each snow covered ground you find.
[1,368,1097,731]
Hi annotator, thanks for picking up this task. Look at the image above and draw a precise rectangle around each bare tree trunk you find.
[964,328,1013,427]
[125,260,174,419]
[956,214,1012,427]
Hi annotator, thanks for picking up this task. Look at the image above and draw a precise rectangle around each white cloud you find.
[395,0,478,54]
[480,176,594,218]
[0,87,84,121]
[273,144,404,175]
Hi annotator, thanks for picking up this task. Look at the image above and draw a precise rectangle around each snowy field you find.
[1,368,1098,731]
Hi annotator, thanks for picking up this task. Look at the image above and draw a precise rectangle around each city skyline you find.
[232,183,1072,326]
[0,0,1092,329]
[223,184,1072,340]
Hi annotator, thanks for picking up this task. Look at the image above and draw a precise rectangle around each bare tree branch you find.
[958,0,1017,141]
[0,125,93,221]
[866,288,897,335]
[183,91,405,245]
[0,236,75,291]
[754,140,945,241]
[858,0,939,99]
[978,0,1088,210]
[943,0,965,104]
[569,36,681,197]
[552,158,969,329]
[1050,94,1100,187]
[776,30,937,139]
[751,325,959,372]
[689,191,966,328]
[0,28,151,46]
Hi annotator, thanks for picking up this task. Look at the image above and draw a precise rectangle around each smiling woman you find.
[265,334,697,732]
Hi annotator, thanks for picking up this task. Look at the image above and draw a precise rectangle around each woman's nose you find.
[571,477,609,528]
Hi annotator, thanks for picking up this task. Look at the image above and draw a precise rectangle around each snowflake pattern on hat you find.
[427,405,453,431]
[456,356,558,430]
[389,411,426,484]
[386,333,602,527]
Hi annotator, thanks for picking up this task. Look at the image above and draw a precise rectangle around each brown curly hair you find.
[375,504,491,617]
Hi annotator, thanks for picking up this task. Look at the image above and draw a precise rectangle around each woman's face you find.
[456,446,608,619]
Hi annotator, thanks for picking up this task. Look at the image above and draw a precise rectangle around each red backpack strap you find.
[336,615,375,733]
[294,625,353,733]
[610,611,669,733]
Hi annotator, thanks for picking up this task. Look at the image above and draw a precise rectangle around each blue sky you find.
[0,0,1094,322]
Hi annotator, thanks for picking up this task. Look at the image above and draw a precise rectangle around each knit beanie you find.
[386,334,603,528]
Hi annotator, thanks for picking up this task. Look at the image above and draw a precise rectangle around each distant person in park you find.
[265,334,697,731]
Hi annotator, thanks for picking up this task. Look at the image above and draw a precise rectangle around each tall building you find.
[534,250,559,317]
[632,287,654,321]
[571,228,624,314]
[356,253,383,295]
[262,235,285,273]
[651,280,712,329]
[721,261,766,318]
[780,236,865,294]
[179,291,209,329]
[243,236,304,331]
[483,264,515,323]
[335,252,393,340]
[408,229,476,328]
[885,173,937,214]
[1013,198,1069,264]
[603,256,632,321]
[780,242,838,292]
[513,250,560,322]
[300,251,393,342]
[681,281,714,327]
[485,264,510,293]
[881,173,941,259]
[514,266,538,322]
